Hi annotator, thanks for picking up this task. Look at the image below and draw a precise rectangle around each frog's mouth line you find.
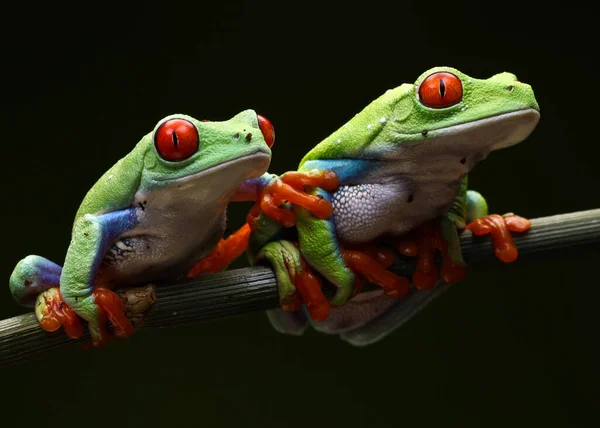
[420,108,541,151]
[152,150,271,184]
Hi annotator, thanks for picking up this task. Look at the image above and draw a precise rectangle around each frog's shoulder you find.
[298,84,412,168]
[73,140,149,224]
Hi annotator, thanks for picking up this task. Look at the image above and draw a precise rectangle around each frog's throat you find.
[426,108,540,152]
[152,151,271,185]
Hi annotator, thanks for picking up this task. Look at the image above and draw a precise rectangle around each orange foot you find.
[396,222,467,290]
[188,223,252,277]
[279,245,409,322]
[36,286,134,347]
[35,287,84,339]
[465,213,531,263]
[288,258,331,322]
[247,170,339,230]
[342,246,411,299]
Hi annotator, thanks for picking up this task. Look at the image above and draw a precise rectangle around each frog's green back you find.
[73,140,148,224]
[298,85,410,168]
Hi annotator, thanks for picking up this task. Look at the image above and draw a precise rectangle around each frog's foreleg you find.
[40,210,137,346]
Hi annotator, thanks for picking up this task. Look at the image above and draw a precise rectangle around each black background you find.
[1,1,599,427]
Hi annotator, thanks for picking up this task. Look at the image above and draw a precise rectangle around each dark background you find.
[1,1,598,427]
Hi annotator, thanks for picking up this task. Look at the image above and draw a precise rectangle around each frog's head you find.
[304,66,540,167]
[140,109,273,191]
[403,66,540,150]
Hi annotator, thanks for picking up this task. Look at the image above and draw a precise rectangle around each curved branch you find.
[1,209,599,367]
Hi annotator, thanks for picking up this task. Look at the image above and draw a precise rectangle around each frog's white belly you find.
[330,137,483,244]
[332,166,464,245]
[96,153,270,288]
[98,186,229,288]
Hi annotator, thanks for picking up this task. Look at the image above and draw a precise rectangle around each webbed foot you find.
[341,246,411,299]
[396,221,467,290]
[249,169,339,229]
[188,223,252,276]
[36,287,134,346]
[465,213,531,263]
[35,287,84,339]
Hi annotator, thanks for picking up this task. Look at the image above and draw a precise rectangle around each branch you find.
[1,209,599,367]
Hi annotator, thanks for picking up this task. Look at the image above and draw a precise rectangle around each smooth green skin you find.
[252,66,539,310]
[11,110,272,342]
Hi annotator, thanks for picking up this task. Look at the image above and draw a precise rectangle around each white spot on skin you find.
[344,123,349,127]
[108,174,113,180]
[394,116,398,122]
[468,79,472,83]
[379,117,387,123]
[386,89,392,93]
[367,124,372,130]
[336,139,341,144]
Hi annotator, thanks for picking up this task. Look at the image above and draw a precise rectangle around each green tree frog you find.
[9,110,278,346]
[249,66,540,346]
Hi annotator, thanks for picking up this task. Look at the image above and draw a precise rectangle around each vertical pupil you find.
[439,78,446,98]
[172,131,179,148]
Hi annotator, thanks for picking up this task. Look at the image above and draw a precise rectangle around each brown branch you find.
[1,209,599,367]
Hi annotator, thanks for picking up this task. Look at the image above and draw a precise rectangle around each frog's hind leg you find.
[9,255,84,339]
[339,285,452,346]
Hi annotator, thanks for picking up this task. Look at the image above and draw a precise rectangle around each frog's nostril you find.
[506,85,514,92]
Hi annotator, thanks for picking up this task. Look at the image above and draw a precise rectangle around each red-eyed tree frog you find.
[248,67,541,346]
[9,110,282,346]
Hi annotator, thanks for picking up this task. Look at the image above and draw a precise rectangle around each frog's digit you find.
[252,169,339,229]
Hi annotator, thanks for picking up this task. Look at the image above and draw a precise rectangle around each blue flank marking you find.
[302,159,379,185]
[88,208,138,284]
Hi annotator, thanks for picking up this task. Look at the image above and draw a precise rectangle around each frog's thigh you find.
[9,255,62,307]
[339,285,451,346]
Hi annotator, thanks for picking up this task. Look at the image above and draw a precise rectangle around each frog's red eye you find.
[418,72,463,108]
[154,119,199,162]
[257,114,275,148]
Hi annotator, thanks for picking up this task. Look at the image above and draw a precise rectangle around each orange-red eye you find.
[257,114,275,148]
[418,72,463,108]
[154,119,199,162]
